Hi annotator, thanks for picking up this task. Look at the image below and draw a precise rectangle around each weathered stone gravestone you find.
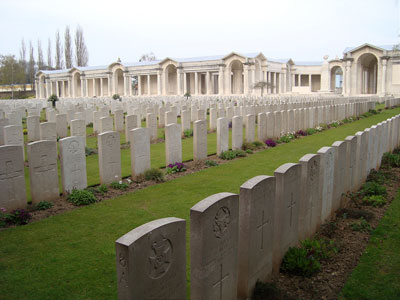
[27,116,40,142]
[193,120,207,161]
[355,131,368,189]
[129,128,151,178]
[266,112,275,139]
[98,131,121,185]
[232,116,243,150]
[191,192,239,300]
[146,113,158,142]
[332,141,347,212]
[210,108,217,131]
[27,140,59,204]
[158,106,166,127]
[59,136,87,193]
[115,217,186,300]
[344,136,357,192]
[273,111,282,139]
[165,123,182,166]
[40,122,57,141]
[217,117,229,156]
[0,145,27,211]
[125,115,138,143]
[99,116,114,133]
[317,146,335,222]
[257,113,267,142]
[70,119,86,145]
[114,110,124,132]
[298,154,322,240]
[0,118,10,145]
[238,176,275,300]
[165,111,177,125]
[56,114,68,138]
[4,125,24,160]
[181,110,190,134]
[273,163,301,272]
[245,114,255,143]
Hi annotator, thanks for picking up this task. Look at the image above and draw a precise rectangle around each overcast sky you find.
[1,0,399,67]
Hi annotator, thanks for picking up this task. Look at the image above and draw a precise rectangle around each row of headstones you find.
[115,113,400,300]
[0,100,384,212]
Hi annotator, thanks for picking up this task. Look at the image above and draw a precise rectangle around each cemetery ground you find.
[1,106,400,299]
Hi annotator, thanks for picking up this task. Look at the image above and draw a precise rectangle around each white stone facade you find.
[35,43,400,98]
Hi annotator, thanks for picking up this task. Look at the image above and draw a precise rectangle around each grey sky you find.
[1,0,399,67]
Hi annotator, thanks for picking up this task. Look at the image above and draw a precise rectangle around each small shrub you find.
[242,142,255,151]
[0,208,8,227]
[361,181,387,197]
[350,218,372,233]
[369,109,378,115]
[264,139,277,147]
[110,181,129,190]
[36,201,53,211]
[183,129,193,138]
[234,149,247,157]
[252,140,264,148]
[67,189,96,206]
[381,152,400,168]
[363,195,386,207]
[301,238,339,260]
[219,150,237,160]
[112,94,121,101]
[23,128,28,135]
[281,246,321,277]
[85,147,96,156]
[320,221,338,238]
[5,209,32,225]
[339,208,374,221]
[166,162,186,174]
[278,135,291,144]
[330,121,340,127]
[306,128,317,135]
[245,149,253,154]
[144,168,164,182]
[205,160,218,167]
[98,184,108,194]
[228,121,232,129]
[296,130,307,136]
[87,122,93,128]
[367,169,389,185]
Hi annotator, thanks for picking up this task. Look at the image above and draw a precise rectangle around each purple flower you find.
[265,139,277,147]
[228,121,232,129]
[296,130,307,136]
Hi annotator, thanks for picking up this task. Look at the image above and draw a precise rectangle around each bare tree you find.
[28,41,35,88]
[253,81,273,97]
[37,40,45,70]
[55,30,64,69]
[139,52,156,62]
[47,38,53,70]
[64,26,73,68]
[19,39,27,85]
[74,25,89,67]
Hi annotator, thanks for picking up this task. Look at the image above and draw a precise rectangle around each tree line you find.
[0,25,89,90]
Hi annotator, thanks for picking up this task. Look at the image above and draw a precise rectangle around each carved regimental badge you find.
[148,235,173,279]
[213,206,231,238]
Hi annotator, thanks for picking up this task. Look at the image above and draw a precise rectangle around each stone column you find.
[35,80,39,98]
[177,68,182,95]
[273,72,277,93]
[46,80,51,98]
[138,75,142,95]
[218,65,224,95]
[55,81,59,97]
[93,78,96,97]
[183,72,187,94]
[267,72,272,94]
[309,74,312,92]
[288,66,292,92]
[157,71,162,95]
[346,60,352,96]
[128,75,132,96]
[382,58,387,96]
[147,74,151,95]
[68,77,72,97]
[279,73,284,94]
[244,64,249,95]
[206,71,210,95]
[100,78,103,96]
[107,73,112,96]
[251,65,256,95]
[62,81,66,98]
[194,72,199,95]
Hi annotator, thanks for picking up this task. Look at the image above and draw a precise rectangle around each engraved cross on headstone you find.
[213,263,229,300]
[256,210,269,250]
[287,192,296,227]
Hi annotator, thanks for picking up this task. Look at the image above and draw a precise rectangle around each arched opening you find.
[165,64,177,95]
[73,72,81,97]
[114,68,124,95]
[330,66,343,92]
[230,60,244,94]
[357,53,378,94]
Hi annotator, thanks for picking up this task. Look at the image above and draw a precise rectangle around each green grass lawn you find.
[1,107,399,300]
[340,189,400,300]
